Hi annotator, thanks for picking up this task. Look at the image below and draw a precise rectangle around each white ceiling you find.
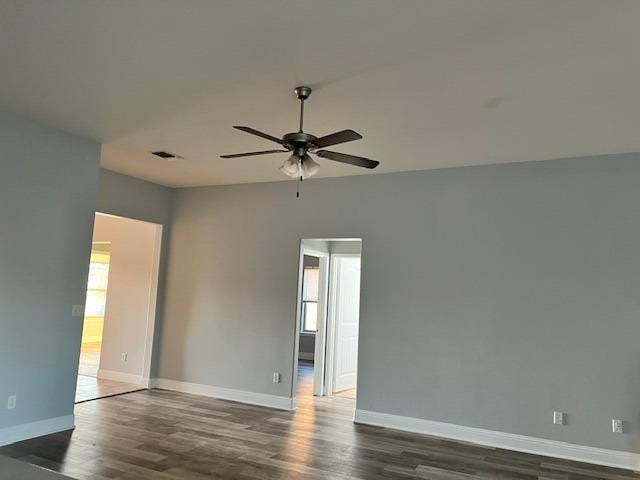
[2,0,640,187]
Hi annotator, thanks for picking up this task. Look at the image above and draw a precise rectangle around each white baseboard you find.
[97,369,143,385]
[0,415,75,447]
[354,410,640,471]
[154,378,295,411]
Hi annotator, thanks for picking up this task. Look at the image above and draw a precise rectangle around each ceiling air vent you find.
[152,151,182,160]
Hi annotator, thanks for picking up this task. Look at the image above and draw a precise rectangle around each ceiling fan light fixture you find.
[300,155,320,179]
[279,154,300,178]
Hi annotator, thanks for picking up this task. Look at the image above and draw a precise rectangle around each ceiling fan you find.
[221,86,380,195]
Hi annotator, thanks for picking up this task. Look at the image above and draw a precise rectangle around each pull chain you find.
[296,157,302,198]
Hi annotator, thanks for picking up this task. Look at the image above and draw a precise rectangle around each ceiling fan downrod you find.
[294,86,311,134]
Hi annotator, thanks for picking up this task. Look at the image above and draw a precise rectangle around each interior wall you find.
[92,213,159,380]
[97,168,173,377]
[330,240,362,255]
[0,110,100,431]
[160,153,640,454]
[303,239,330,253]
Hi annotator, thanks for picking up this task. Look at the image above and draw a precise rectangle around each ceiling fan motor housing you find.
[282,132,317,155]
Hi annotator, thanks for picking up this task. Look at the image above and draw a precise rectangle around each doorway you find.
[75,213,162,403]
[293,239,362,407]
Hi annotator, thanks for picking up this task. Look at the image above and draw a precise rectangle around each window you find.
[85,248,111,317]
[302,266,319,332]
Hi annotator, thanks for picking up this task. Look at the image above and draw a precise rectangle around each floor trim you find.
[154,378,295,411]
[74,388,146,404]
[0,415,75,447]
[354,409,640,471]
[97,368,143,385]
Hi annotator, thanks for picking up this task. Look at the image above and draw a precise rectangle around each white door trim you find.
[312,254,330,396]
[290,243,330,400]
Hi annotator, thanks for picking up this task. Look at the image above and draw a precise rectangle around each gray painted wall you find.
[303,239,329,253]
[298,334,315,359]
[98,168,173,226]
[97,168,173,377]
[160,154,640,453]
[329,240,361,255]
[0,111,100,429]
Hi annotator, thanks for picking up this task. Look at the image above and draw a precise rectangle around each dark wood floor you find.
[1,366,638,479]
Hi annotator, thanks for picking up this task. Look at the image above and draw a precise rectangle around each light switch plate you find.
[7,395,16,410]
[71,305,84,317]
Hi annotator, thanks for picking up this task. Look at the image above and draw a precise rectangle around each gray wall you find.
[97,168,173,377]
[298,334,315,359]
[160,153,640,453]
[329,240,361,255]
[0,110,100,429]
[98,168,173,226]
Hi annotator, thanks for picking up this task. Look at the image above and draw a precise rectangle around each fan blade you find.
[314,129,362,148]
[233,126,283,145]
[316,150,379,169]
[220,149,288,158]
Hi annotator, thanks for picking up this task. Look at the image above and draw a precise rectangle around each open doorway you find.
[293,239,362,408]
[75,213,162,403]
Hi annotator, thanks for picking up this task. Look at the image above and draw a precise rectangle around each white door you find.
[332,256,361,393]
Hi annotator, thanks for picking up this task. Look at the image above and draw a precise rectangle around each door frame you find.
[291,243,330,400]
[325,252,361,396]
[85,212,163,389]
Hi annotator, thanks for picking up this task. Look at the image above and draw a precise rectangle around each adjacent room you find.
[76,213,162,402]
[295,239,362,405]
[2,1,640,479]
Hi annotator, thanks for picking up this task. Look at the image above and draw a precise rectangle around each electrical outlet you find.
[71,305,84,317]
[7,395,16,410]
[553,411,565,425]
[121,352,128,363]
[612,418,624,433]
[272,372,281,384]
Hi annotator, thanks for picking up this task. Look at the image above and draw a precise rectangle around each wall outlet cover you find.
[7,395,16,409]
[612,418,624,433]
[553,411,565,425]
[272,372,281,384]
[71,305,85,317]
